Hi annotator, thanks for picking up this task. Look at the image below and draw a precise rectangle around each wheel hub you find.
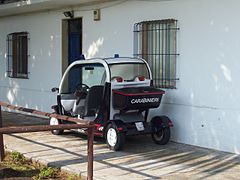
[154,130,164,140]
[107,128,117,147]
[50,117,59,125]
[50,117,59,133]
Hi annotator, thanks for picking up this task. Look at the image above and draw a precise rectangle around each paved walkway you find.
[2,111,240,179]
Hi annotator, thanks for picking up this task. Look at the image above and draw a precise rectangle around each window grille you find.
[134,19,179,88]
[7,32,29,78]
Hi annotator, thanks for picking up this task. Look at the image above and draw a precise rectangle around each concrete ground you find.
[2,111,240,179]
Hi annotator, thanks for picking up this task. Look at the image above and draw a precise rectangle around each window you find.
[82,65,106,87]
[7,32,29,78]
[109,63,150,81]
[134,19,179,88]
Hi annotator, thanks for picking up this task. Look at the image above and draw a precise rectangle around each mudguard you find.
[51,105,58,113]
[50,105,65,124]
[151,116,173,128]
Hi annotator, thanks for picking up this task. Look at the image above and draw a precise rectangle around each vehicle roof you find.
[59,56,152,89]
[72,57,145,65]
[103,57,145,64]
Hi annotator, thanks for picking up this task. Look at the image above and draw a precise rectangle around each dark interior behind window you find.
[7,32,29,78]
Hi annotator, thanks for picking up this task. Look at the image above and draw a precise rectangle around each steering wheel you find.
[74,83,90,96]
[75,83,89,91]
[74,83,90,105]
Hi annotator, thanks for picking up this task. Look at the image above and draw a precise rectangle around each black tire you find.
[151,127,170,145]
[105,124,125,151]
[50,117,64,135]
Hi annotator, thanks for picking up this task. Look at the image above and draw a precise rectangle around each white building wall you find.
[78,0,240,153]
[0,0,240,153]
[0,11,62,111]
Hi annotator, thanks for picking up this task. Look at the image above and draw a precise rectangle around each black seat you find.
[84,85,104,117]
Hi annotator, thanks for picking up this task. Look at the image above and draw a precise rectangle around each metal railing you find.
[0,101,94,180]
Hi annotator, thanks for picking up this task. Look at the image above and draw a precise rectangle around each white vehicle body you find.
[51,55,172,150]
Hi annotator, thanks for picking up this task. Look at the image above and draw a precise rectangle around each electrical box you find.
[93,9,101,21]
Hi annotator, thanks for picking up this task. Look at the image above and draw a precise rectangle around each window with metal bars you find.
[134,19,179,88]
[7,32,29,78]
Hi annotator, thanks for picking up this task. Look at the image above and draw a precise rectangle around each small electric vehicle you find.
[51,55,173,150]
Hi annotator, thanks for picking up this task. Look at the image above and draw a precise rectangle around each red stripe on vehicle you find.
[112,90,165,96]
[118,127,123,131]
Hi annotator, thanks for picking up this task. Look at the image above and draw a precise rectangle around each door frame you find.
[62,17,82,75]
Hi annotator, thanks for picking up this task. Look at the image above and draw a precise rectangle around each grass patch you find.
[0,151,81,179]
[10,151,26,164]
[33,167,58,180]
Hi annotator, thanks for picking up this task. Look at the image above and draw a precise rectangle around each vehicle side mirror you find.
[51,87,59,93]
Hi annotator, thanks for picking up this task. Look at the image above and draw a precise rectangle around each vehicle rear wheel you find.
[50,117,64,135]
[105,124,125,151]
[152,127,170,145]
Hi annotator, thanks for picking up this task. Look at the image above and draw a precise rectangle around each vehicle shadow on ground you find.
[8,131,240,179]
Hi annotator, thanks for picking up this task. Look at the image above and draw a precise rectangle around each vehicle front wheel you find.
[105,124,125,151]
[50,117,64,135]
[151,127,170,145]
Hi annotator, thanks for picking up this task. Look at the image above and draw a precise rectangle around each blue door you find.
[69,33,81,64]
[68,19,82,92]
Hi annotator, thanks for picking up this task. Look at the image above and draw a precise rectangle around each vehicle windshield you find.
[109,63,150,81]
[60,63,106,94]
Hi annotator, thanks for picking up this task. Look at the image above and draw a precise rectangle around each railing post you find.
[87,125,94,180]
[0,105,4,161]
